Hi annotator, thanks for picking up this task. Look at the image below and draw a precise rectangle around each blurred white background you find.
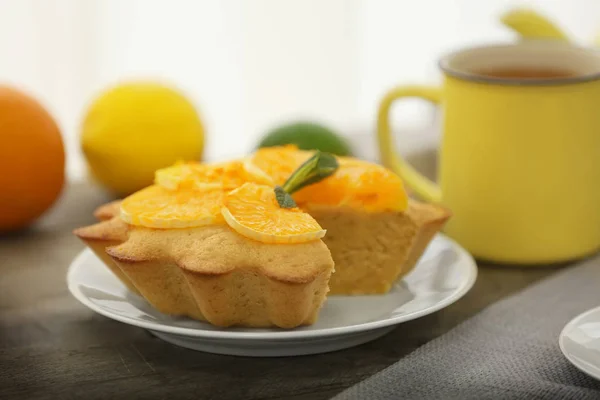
[1,0,599,180]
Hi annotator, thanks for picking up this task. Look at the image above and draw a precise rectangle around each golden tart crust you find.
[75,212,334,328]
[308,200,450,294]
[79,197,449,297]
[73,217,137,294]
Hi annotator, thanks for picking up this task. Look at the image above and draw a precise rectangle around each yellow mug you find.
[377,41,600,264]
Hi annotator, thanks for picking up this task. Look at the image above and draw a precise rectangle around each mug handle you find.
[377,85,443,203]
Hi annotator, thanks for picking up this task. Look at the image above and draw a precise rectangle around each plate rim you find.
[67,233,477,341]
[559,305,600,380]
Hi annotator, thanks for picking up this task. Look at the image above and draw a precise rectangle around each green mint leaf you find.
[281,151,339,194]
[274,185,297,208]
[316,153,338,175]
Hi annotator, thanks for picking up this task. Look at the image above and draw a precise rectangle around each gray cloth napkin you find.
[334,256,600,400]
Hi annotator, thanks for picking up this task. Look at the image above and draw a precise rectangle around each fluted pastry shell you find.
[305,200,450,295]
[75,213,335,328]
[93,200,122,221]
[73,217,138,294]
[80,198,449,297]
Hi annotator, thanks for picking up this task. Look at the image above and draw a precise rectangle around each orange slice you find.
[221,183,325,244]
[120,185,224,228]
[249,146,408,212]
[155,159,273,191]
[294,159,408,212]
[249,145,312,185]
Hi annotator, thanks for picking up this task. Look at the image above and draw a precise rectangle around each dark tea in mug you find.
[473,67,577,79]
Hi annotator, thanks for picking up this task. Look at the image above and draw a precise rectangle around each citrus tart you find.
[74,148,450,328]
[74,154,336,328]
[250,146,450,294]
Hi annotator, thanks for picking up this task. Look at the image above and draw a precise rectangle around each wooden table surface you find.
[1,183,559,400]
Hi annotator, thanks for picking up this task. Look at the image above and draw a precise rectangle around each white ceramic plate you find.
[560,306,600,380]
[67,234,477,357]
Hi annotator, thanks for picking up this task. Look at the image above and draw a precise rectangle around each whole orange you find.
[0,86,65,232]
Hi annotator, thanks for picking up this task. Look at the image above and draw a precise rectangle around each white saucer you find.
[560,306,600,380]
[67,234,477,357]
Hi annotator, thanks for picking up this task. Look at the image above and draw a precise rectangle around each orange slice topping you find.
[295,158,408,212]
[221,183,325,244]
[249,146,408,212]
[155,159,273,191]
[249,145,312,185]
[120,185,224,228]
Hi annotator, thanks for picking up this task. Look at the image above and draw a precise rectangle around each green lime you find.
[258,121,352,156]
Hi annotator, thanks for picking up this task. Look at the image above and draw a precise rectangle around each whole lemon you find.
[0,86,65,232]
[81,82,204,196]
